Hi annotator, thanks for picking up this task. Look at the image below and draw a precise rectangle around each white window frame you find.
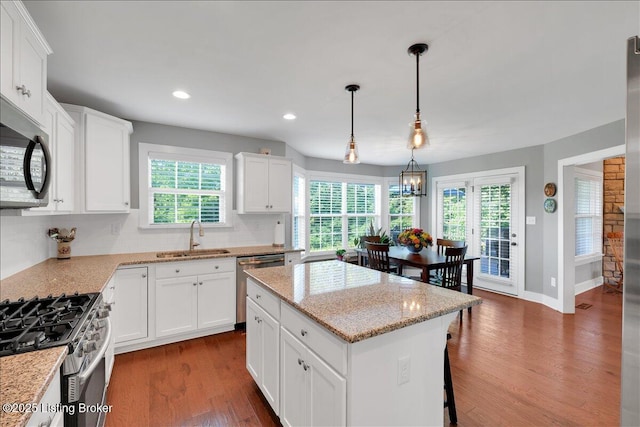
[292,164,306,254]
[306,171,382,256]
[573,167,603,265]
[138,142,233,229]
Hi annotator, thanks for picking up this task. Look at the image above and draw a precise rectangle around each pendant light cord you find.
[351,89,355,138]
[415,52,420,114]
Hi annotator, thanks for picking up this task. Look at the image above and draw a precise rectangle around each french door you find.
[435,169,523,296]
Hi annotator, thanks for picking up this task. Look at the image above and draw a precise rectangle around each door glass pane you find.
[479,183,511,279]
[442,187,466,240]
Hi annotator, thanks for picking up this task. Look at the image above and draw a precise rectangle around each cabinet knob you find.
[176,269,180,273]
[270,205,273,209]
[298,358,303,365]
[193,282,197,286]
[124,201,129,206]
[142,274,147,278]
[215,265,219,269]
[199,281,203,286]
[303,363,309,371]
[59,198,64,203]
[256,294,261,299]
[265,205,269,209]
[300,329,307,337]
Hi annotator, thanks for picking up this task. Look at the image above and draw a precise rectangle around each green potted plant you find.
[336,248,347,261]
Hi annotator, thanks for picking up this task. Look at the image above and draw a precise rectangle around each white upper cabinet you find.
[236,152,292,213]
[62,104,133,213]
[0,0,51,125]
[28,93,75,214]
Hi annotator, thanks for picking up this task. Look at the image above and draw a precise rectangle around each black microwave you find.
[0,97,51,209]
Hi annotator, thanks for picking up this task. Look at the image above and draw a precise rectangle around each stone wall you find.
[603,157,625,287]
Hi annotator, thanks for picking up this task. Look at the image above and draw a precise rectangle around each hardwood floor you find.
[105,286,622,426]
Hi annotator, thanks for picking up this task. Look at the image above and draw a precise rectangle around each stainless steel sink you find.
[156,249,230,258]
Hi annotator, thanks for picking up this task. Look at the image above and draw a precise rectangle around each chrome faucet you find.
[189,220,204,251]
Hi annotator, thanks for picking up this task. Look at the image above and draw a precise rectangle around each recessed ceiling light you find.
[172,90,191,99]
[283,113,296,120]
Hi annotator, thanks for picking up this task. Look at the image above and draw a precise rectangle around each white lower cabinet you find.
[246,298,280,415]
[27,369,62,427]
[155,259,236,338]
[113,267,148,344]
[280,328,346,427]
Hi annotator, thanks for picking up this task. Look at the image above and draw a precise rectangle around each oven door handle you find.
[77,318,111,387]
[238,257,284,266]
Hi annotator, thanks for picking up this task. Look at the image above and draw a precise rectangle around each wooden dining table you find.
[356,246,480,311]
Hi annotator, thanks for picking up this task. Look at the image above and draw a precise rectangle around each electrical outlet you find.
[551,277,556,287]
[526,216,536,225]
[398,356,410,385]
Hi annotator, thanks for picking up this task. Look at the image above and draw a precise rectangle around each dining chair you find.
[365,241,392,273]
[429,245,467,319]
[436,238,465,255]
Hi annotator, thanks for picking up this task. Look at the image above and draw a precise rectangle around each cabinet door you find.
[84,114,130,212]
[246,298,262,383]
[114,267,148,344]
[307,349,346,427]
[0,1,19,108]
[156,276,197,337]
[242,156,269,212]
[267,158,292,212]
[17,27,46,123]
[261,307,280,415]
[280,328,307,427]
[197,272,236,329]
[54,113,75,212]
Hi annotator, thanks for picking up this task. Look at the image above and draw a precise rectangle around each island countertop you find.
[246,260,482,343]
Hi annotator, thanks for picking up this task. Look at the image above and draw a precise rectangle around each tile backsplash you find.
[0,209,286,280]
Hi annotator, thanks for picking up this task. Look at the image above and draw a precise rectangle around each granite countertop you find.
[0,245,301,301]
[0,245,300,427]
[0,347,67,427]
[246,260,482,343]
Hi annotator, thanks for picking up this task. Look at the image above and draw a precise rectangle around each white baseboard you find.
[522,290,560,312]
[114,324,236,354]
[574,276,603,295]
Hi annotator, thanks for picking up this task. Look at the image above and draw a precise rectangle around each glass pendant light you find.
[407,43,429,150]
[343,84,361,164]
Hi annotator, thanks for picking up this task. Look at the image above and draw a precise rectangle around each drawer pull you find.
[300,329,307,337]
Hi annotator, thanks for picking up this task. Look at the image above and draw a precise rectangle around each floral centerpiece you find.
[397,228,433,253]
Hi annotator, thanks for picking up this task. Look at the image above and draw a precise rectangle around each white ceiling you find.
[24,1,639,166]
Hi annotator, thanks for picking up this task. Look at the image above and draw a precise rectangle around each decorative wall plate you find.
[544,182,557,197]
[544,198,557,213]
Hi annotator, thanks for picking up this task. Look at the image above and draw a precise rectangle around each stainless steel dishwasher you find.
[236,254,285,327]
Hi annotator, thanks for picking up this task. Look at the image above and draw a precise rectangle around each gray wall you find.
[541,119,625,299]
[129,121,286,209]
[128,118,625,300]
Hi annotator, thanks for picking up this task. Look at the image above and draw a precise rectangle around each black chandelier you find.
[399,148,427,197]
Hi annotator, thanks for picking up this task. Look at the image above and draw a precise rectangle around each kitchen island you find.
[245,260,481,426]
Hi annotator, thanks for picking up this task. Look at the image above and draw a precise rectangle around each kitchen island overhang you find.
[246,260,481,426]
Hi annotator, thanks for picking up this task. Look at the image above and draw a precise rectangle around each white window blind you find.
[575,171,603,257]
[139,143,232,228]
[309,179,379,252]
[474,180,514,281]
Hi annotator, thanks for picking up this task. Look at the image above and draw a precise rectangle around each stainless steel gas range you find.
[0,292,112,427]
